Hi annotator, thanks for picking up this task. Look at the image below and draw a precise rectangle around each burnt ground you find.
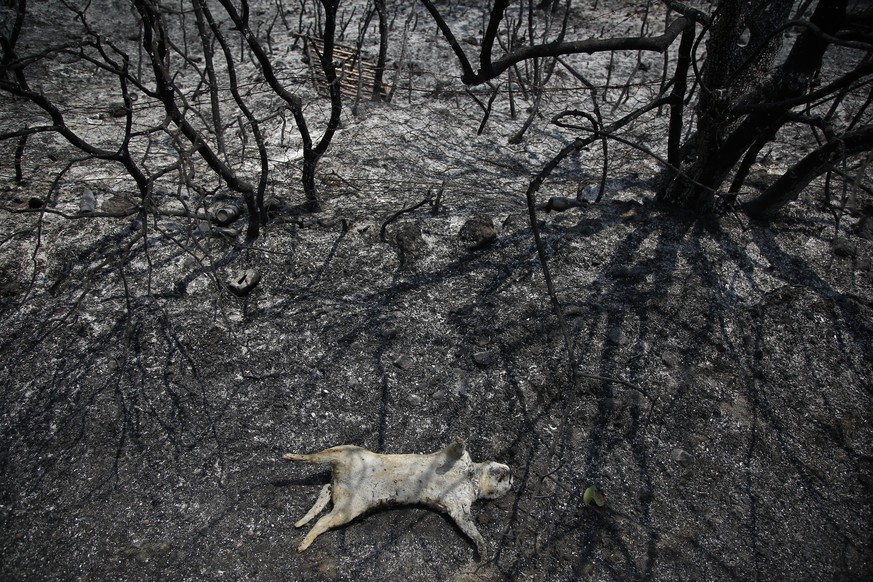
[1,1,873,580]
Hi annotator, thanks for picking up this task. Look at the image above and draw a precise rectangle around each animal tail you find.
[283,448,343,464]
[283,452,318,463]
[282,453,330,464]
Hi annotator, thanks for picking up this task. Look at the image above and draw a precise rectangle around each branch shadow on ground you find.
[0,198,871,579]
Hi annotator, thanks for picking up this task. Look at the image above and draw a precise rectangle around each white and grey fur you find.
[283,438,512,557]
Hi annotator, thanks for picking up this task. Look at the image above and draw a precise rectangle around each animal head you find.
[476,461,513,499]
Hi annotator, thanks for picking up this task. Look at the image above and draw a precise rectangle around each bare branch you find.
[744,124,873,218]
[421,0,691,86]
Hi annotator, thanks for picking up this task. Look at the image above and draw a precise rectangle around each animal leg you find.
[295,483,332,528]
[448,505,488,559]
[297,506,357,552]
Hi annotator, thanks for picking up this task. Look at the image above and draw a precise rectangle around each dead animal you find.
[283,438,512,558]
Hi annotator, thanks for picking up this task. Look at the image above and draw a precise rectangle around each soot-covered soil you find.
[1,1,872,580]
[2,184,871,580]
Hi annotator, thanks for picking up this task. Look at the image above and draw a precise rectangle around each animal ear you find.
[444,437,465,461]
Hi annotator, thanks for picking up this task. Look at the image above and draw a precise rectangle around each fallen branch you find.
[380,197,432,241]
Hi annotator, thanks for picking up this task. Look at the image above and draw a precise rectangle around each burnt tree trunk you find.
[372,0,388,101]
[661,0,844,212]
[304,0,343,211]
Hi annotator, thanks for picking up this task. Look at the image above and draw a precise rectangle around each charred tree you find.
[372,0,389,101]
[215,0,343,213]
[421,0,872,219]
[1,0,343,240]
[659,0,868,215]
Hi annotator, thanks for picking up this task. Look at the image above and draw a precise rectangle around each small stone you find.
[226,269,261,297]
[563,304,586,317]
[264,197,283,216]
[453,379,471,397]
[393,354,413,370]
[607,327,627,345]
[832,237,856,257]
[502,213,526,230]
[318,216,347,229]
[107,103,128,118]
[459,215,497,249]
[472,350,498,366]
[621,206,638,220]
[407,394,423,406]
[78,188,96,213]
[661,351,680,368]
[212,206,240,226]
[102,194,137,214]
[671,448,695,467]
[546,196,586,212]
[391,222,425,263]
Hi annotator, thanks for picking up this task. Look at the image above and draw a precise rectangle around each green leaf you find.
[583,485,606,507]
[593,489,606,507]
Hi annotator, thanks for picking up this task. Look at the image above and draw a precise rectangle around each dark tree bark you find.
[661,0,850,212]
[372,0,388,101]
[666,24,695,177]
[657,1,745,211]
[744,124,873,218]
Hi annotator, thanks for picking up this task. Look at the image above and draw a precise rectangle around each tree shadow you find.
[1,195,871,579]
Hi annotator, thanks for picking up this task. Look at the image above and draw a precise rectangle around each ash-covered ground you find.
[1,1,872,580]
